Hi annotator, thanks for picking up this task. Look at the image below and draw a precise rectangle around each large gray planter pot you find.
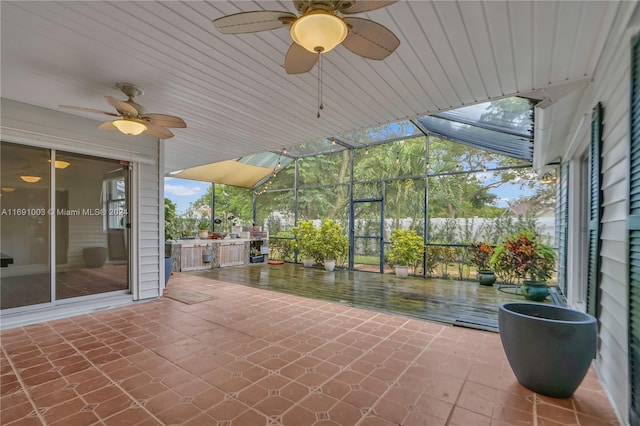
[498,302,597,398]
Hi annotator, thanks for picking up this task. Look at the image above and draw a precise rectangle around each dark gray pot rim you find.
[500,302,596,326]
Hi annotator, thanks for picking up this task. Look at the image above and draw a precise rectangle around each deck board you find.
[190,263,529,332]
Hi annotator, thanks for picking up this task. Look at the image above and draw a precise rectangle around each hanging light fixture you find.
[290,11,348,54]
[20,175,41,183]
[289,11,347,119]
[113,119,147,136]
[48,160,70,169]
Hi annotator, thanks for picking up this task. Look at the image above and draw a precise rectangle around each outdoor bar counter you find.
[166,237,267,272]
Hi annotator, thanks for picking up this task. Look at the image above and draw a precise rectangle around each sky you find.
[164,177,209,214]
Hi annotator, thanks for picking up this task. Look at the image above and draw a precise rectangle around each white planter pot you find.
[395,265,409,278]
[198,230,209,239]
[324,260,336,272]
[302,258,314,268]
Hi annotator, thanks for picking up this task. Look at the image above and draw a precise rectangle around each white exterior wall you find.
[561,3,640,424]
[1,98,162,301]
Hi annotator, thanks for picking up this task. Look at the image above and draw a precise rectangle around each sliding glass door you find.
[54,152,129,300]
[0,142,130,310]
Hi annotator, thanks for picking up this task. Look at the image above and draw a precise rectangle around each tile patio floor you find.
[1,272,620,425]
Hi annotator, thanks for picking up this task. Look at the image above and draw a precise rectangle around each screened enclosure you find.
[172,97,556,280]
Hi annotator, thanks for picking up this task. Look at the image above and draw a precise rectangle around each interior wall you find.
[0,98,162,301]
[560,2,640,423]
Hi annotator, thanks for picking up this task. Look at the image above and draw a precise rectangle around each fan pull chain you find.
[317,51,324,118]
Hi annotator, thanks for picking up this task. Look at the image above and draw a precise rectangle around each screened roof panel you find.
[417,115,533,161]
[285,138,348,157]
[432,98,534,139]
[337,120,423,147]
[415,97,535,162]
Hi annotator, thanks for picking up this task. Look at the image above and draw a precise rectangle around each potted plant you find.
[317,219,349,272]
[250,247,264,263]
[292,220,319,267]
[198,214,211,239]
[387,229,425,278]
[468,242,496,286]
[491,231,556,301]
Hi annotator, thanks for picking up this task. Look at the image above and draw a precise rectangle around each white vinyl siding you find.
[560,3,638,424]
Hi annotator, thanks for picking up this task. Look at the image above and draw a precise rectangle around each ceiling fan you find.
[213,1,400,75]
[59,83,186,139]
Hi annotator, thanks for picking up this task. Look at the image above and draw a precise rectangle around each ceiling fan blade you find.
[285,42,318,74]
[98,121,117,131]
[342,17,400,60]
[144,123,174,139]
[105,96,139,116]
[213,11,296,34]
[340,1,398,14]
[141,113,187,128]
[59,105,120,117]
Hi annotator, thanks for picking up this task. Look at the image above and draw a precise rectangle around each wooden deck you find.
[189,263,529,332]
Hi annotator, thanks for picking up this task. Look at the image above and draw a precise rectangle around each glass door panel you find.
[55,153,129,300]
[1,142,52,309]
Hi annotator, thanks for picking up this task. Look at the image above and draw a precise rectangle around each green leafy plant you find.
[198,214,211,231]
[317,219,349,263]
[292,220,320,261]
[490,231,556,283]
[387,229,425,271]
[164,198,179,241]
[269,232,295,262]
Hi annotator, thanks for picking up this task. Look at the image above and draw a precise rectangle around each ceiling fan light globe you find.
[113,119,147,136]
[290,10,348,53]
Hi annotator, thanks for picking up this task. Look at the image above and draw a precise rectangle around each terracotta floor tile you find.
[299,392,339,412]
[536,401,578,424]
[94,394,136,419]
[237,383,269,406]
[490,405,533,425]
[49,410,99,426]
[359,414,400,426]
[372,398,409,424]
[0,274,620,426]
[254,395,295,416]
[1,401,37,425]
[206,398,250,421]
[156,402,202,425]
[449,406,492,426]
[281,404,317,426]
[102,407,155,425]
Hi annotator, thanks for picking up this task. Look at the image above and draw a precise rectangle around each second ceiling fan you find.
[212,0,400,75]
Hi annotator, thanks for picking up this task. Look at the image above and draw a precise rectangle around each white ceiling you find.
[0,1,621,173]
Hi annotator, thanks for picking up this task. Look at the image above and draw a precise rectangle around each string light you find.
[365,148,369,155]
[425,162,430,170]
[282,148,287,155]
[482,165,487,173]
[455,164,460,171]
[395,153,400,164]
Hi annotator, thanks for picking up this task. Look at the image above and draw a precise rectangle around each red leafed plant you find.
[490,231,556,284]
[468,242,494,271]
